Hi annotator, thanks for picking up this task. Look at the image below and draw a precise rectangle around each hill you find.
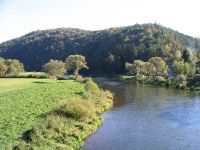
[0,24,200,73]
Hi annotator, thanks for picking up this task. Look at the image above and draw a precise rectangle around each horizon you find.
[0,0,200,43]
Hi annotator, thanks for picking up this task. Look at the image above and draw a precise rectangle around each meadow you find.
[0,78,113,149]
[0,78,84,148]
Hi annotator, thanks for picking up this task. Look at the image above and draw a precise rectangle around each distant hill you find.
[0,23,200,73]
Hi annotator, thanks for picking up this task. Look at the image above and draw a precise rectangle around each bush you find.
[119,75,135,80]
[0,72,48,79]
[57,75,69,80]
[188,74,200,87]
[152,76,166,85]
[54,99,95,120]
[166,77,174,86]
[135,74,146,82]
[84,80,100,94]
[145,76,153,83]
[20,72,49,78]
[73,75,85,83]
[174,74,187,89]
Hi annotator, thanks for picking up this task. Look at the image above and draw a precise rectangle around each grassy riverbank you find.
[0,78,113,149]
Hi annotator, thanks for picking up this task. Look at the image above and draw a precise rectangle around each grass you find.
[14,79,113,150]
[0,78,84,148]
[0,78,113,149]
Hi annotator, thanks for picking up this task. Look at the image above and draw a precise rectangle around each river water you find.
[82,78,200,150]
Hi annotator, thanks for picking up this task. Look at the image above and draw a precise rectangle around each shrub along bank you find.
[120,74,200,93]
[0,72,49,79]
[14,78,113,150]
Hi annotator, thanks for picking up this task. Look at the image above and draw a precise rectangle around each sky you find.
[0,0,200,43]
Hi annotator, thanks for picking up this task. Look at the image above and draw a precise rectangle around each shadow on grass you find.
[75,91,84,95]
[37,111,50,119]
[32,81,49,84]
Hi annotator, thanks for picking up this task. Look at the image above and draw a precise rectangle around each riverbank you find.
[0,78,113,149]
[120,75,200,93]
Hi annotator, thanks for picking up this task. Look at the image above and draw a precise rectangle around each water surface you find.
[82,78,200,150]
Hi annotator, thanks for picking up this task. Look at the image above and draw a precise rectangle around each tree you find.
[144,62,156,75]
[172,60,195,77]
[43,60,66,78]
[65,55,88,76]
[0,61,8,76]
[174,50,182,61]
[183,48,195,63]
[174,74,187,88]
[125,62,133,74]
[5,59,24,75]
[149,57,168,76]
[172,61,186,76]
[0,58,24,75]
[128,60,146,75]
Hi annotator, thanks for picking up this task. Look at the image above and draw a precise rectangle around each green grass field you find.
[0,78,84,148]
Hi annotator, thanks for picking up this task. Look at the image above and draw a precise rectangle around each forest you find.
[1,23,200,74]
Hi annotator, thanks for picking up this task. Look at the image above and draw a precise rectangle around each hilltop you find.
[0,24,200,73]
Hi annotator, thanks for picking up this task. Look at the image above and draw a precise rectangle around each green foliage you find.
[65,55,88,76]
[43,59,66,78]
[172,60,195,77]
[0,24,199,74]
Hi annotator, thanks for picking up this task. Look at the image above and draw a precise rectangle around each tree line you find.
[0,55,88,79]
[125,49,197,88]
[43,54,88,79]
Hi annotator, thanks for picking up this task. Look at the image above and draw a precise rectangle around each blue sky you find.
[0,0,200,43]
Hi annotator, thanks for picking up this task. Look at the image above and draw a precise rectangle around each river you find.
[82,78,200,150]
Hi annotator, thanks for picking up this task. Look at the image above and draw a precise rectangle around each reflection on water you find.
[82,78,200,150]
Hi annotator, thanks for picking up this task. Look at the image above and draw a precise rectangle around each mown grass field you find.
[0,78,84,148]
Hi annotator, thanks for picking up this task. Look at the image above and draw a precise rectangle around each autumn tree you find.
[0,58,7,76]
[43,59,66,79]
[0,58,24,75]
[65,54,88,76]
[5,59,24,75]
[144,62,156,75]
[149,57,168,76]
[174,50,182,61]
